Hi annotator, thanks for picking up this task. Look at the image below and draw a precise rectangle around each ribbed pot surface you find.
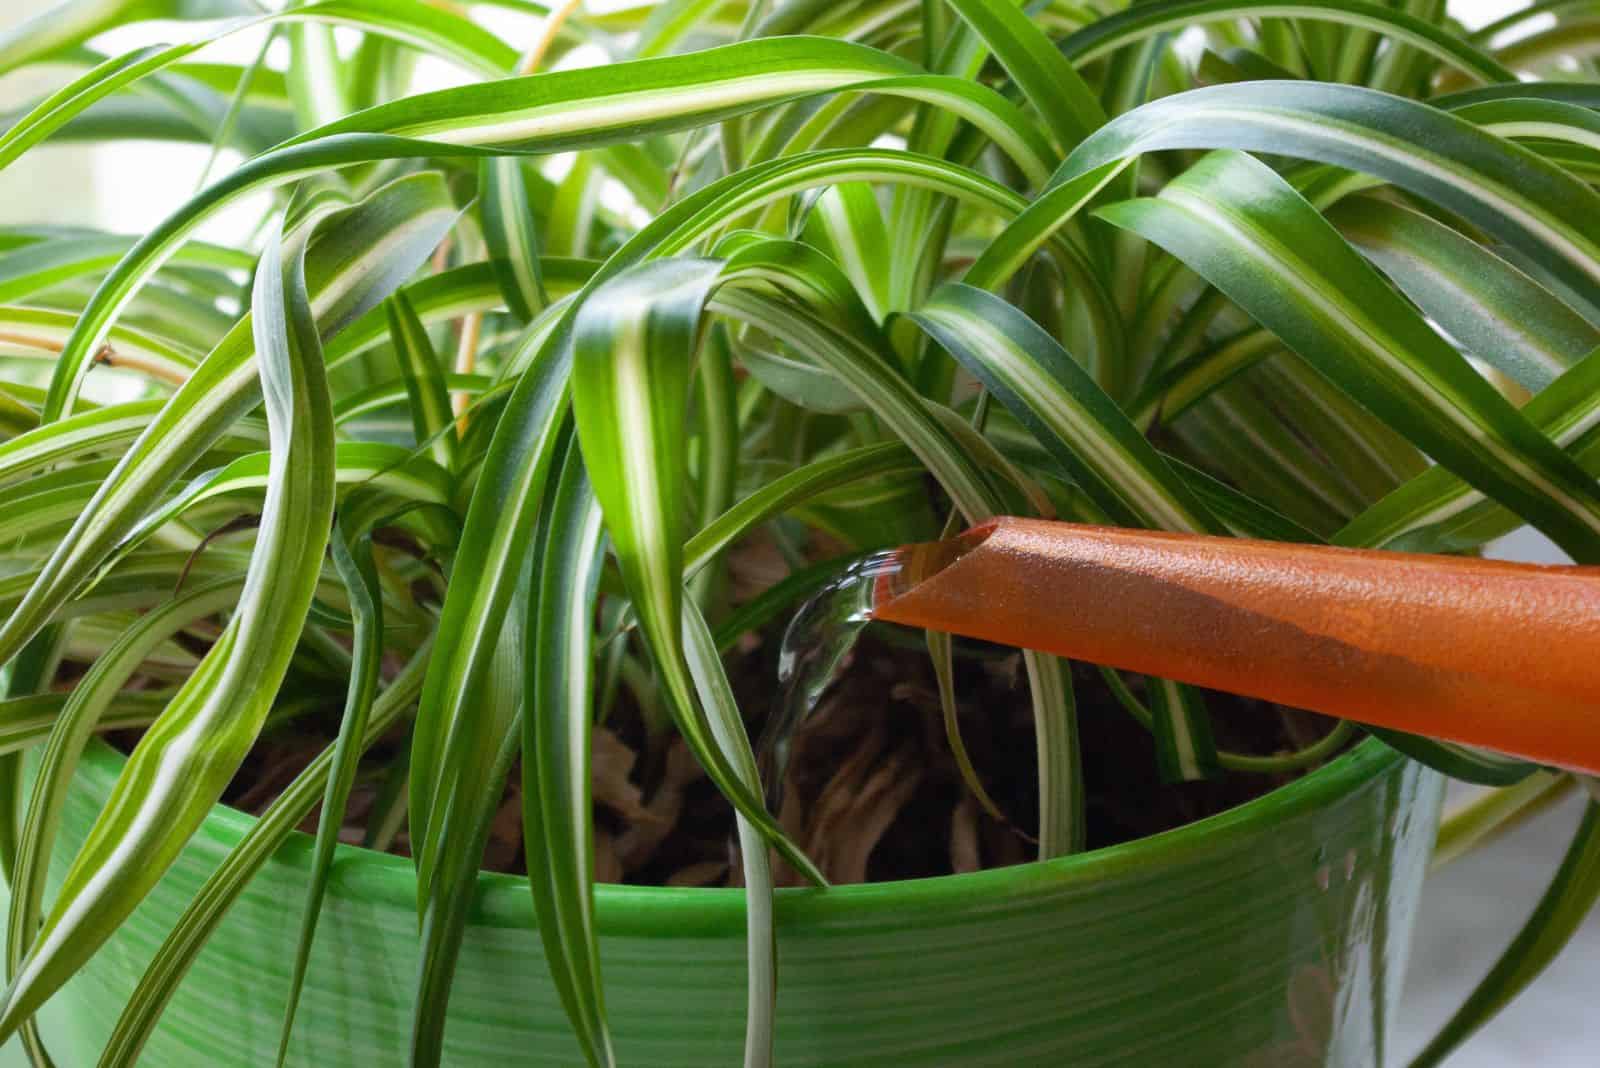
[29,738,1441,1066]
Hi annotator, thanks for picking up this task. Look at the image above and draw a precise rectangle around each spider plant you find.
[0,0,1596,1064]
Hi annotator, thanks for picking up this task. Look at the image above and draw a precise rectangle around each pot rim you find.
[75,735,1404,931]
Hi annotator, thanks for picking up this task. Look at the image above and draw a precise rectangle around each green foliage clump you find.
[0,1,1596,1064]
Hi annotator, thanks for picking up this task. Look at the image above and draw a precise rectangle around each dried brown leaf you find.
[591,725,651,822]
[950,794,981,874]
[666,860,729,887]
[616,738,704,870]
[594,829,624,884]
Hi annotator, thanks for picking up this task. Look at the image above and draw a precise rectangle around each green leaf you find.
[385,290,461,470]
[570,258,819,879]
[5,577,245,1021]
[1058,0,1513,85]
[1327,196,1598,392]
[286,19,353,132]
[925,629,1010,826]
[682,600,777,1068]
[1165,456,1323,543]
[326,260,594,375]
[0,234,249,304]
[0,692,164,755]
[0,402,164,485]
[0,0,252,78]
[0,305,200,388]
[0,171,456,676]
[1432,771,1573,872]
[44,38,1061,423]
[105,442,453,569]
[546,154,601,259]
[1064,80,1600,324]
[408,317,572,902]
[97,643,432,1068]
[803,184,893,323]
[941,0,1104,153]
[0,214,338,1040]
[1096,149,1600,562]
[1366,728,1538,787]
[0,626,70,1068]
[411,604,524,1066]
[480,157,549,321]
[1129,327,1280,428]
[1336,342,1600,555]
[714,285,997,523]
[684,443,921,574]
[689,325,739,606]
[0,0,515,174]
[962,158,1132,294]
[275,520,383,1067]
[912,283,1223,781]
[635,0,740,58]
[522,435,614,1068]
[708,284,1084,852]
[914,284,1227,536]
[1170,388,1365,538]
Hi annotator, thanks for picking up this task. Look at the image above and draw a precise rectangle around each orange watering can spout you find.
[869,516,1600,776]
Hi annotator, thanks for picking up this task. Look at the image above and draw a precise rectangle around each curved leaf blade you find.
[275,520,383,1067]
[570,259,820,880]
[0,216,337,1040]
[1096,149,1600,561]
[912,283,1224,781]
[523,439,614,1068]
[1064,80,1600,324]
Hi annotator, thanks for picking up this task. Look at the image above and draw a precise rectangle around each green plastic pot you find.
[21,737,1440,1066]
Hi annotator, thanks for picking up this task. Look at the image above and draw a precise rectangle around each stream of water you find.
[754,550,902,813]
[753,529,984,811]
